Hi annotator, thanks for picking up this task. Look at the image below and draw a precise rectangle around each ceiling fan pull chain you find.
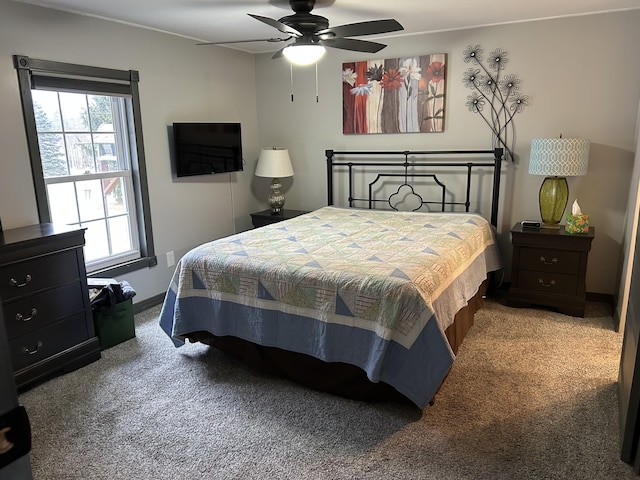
[290,63,294,102]
[315,62,319,103]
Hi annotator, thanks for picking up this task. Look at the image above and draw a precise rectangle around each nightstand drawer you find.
[518,247,581,274]
[3,282,86,340]
[517,270,579,295]
[9,313,89,371]
[0,249,80,301]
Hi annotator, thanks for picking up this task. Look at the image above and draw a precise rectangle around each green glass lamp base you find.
[539,176,568,227]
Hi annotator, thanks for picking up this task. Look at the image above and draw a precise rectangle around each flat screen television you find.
[172,122,243,177]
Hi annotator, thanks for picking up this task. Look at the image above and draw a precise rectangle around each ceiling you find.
[14,0,640,54]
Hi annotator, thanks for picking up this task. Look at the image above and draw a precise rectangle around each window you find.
[14,55,156,276]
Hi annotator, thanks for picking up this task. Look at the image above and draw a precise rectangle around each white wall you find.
[254,11,640,296]
[0,1,261,302]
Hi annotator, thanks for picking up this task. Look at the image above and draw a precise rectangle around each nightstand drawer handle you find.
[21,341,43,355]
[540,256,558,265]
[538,279,556,287]
[9,275,32,288]
[15,308,37,322]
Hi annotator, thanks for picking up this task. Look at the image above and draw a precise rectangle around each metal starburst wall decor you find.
[462,45,529,162]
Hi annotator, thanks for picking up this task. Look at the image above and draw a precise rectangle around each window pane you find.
[94,131,121,172]
[109,216,133,254]
[32,90,62,131]
[75,179,105,222]
[47,183,79,224]
[65,133,95,174]
[83,219,108,263]
[59,92,90,132]
[104,177,128,216]
[88,95,114,132]
[38,133,69,178]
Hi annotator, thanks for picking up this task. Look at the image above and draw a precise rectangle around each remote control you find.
[521,220,541,228]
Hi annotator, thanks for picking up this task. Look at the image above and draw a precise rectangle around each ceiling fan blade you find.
[271,47,286,60]
[197,37,291,46]
[320,37,387,54]
[248,13,302,37]
[316,19,403,40]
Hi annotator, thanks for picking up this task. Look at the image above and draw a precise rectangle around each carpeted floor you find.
[19,298,635,479]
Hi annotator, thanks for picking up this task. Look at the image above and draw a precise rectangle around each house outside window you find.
[14,55,156,276]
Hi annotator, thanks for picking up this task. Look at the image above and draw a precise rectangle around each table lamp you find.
[255,147,294,215]
[528,137,590,228]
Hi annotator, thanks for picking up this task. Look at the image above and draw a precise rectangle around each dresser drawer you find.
[3,282,86,340]
[0,249,80,301]
[517,270,579,295]
[518,247,581,274]
[8,313,89,372]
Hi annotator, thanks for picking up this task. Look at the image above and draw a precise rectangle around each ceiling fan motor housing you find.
[289,0,317,14]
[279,13,329,37]
[281,0,331,39]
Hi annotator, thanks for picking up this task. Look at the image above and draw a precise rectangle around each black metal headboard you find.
[326,148,503,227]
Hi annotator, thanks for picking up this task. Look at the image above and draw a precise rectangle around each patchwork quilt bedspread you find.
[159,206,501,408]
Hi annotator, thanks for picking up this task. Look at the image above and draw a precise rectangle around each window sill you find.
[88,255,157,278]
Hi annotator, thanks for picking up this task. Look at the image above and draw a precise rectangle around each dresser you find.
[0,224,101,389]
[250,209,310,228]
[507,223,595,317]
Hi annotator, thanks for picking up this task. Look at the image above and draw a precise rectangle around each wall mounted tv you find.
[172,122,243,177]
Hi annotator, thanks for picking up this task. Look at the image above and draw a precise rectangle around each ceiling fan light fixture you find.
[283,44,326,65]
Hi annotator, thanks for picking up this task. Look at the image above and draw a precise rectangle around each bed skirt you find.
[187,281,487,405]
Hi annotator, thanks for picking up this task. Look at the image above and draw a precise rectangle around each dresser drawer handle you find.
[15,308,37,322]
[540,256,558,265]
[21,341,43,355]
[9,275,32,288]
[538,278,556,287]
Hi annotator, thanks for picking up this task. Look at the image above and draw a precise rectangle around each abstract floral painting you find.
[342,53,446,134]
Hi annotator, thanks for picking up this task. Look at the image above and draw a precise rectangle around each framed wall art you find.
[342,53,446,135]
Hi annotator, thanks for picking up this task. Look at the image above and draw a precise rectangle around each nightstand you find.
[250,209,310,228]
[507,223,595,317]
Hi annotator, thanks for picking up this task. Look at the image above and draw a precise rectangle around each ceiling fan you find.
[199,0,404,65]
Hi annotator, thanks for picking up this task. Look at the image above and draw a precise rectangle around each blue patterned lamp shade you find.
[528,138,590,227]
[528,138,590,176]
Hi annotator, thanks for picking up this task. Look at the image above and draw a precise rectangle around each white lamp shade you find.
[283,44,326,65]
[255,148,294,178]
[528,138,590,176]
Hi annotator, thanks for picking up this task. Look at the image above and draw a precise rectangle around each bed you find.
[159,148,504,408]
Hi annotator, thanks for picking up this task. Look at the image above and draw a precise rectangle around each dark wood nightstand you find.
[507,223,595,317]
[250,209,310,228]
